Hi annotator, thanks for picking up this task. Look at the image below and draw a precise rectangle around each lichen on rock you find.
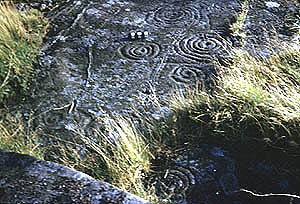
[0,150,150,204]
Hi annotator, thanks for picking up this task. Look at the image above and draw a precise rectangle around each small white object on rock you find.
[143,31,149,38]
[265,1,280,8]
[137,31,143,39]
[128,31,149,40]
[129,32,136,40]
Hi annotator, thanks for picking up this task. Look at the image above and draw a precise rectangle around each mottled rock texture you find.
[148,145,300,204]
[27,0,299,137]
[0,150,150,204]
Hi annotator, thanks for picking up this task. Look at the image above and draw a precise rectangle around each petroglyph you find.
[146,5,202,27]
[168,63,215,84]
[175,33,232,63]
[26,1,300,202]
[148,146,239,201]
[153,166,197,199]
[118,41,160,61]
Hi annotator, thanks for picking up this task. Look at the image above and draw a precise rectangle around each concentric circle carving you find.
[176,33,231,63]
[118,42,160,60]
[147,146,239,201]
[169,63,215,84]
[154,166,196,198]
[147,6,201,27]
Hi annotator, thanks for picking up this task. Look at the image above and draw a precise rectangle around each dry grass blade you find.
[0,0,48,103]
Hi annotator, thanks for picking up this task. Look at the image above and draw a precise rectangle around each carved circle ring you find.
[147,6,201,27]
[176,33,230,63]
[118,42,160,60]
[169,64,214,84]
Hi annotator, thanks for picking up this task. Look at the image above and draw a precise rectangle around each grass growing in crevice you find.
[168,46,300,158]
[0,108,44,159]
[231,0,248,40]
[0,1,48,104]
[44,115,165,203]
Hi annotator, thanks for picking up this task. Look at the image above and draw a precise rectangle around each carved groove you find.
[118,42,160,60]
[148,146,239,201]
[147,6,201,27]
[176,33,230,63]
[156,166,196,196]
[169,63,215,84]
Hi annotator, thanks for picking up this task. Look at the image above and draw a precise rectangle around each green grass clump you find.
[0,1,47,162]
[0,108,44,159]
[0,1,48,104]
[169,46,300,156]
[44,115,164,203]
[0,1,296,202]
[231,0,248,39]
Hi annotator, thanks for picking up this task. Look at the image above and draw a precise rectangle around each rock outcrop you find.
[0,150,150,204]
[11,0,300,203]
[26,0,299,137]
[148,145,300,204]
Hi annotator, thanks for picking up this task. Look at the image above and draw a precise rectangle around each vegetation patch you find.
[168,46,300,158]
[43,44,300,203]
[44,116,163,203]
[0,108,44,159]
[0,1,47,161]
[0,1,48,104]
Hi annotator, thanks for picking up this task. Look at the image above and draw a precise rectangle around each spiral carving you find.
[176,33,231,63]
[118,42,160,60]
[169,63,215,84]
[41,110,65,130]
[148,146,239,202]
[147,6,201,27]
[152,166,196,199]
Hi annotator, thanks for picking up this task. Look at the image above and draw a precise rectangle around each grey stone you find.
[147,145,241,203]
[27,0,299,139]
[147,145,300,204]
[0,150,150,204]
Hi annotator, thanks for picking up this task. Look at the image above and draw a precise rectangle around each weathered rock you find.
[0,150,150,204]
[148,145,240,203]
[26,0,299,138]
[147,145,300,204]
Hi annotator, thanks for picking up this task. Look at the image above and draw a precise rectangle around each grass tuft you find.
[43,43,300,202]
[44,115,164,203]
[0,1,48,159]
[170,45,300,156]
[231,0,248,39]
[0,108,44,159]
[0,1,48,104]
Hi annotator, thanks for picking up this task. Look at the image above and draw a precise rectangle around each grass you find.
[169,48,300,150]
[0,0,47,158]
[0,108,44,159]
[0,1,48,104]
[231,0,248,39]
[44,115,165,203]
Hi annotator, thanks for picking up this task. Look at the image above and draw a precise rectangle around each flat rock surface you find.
[0,150,150,204]
[28,0,299,137]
